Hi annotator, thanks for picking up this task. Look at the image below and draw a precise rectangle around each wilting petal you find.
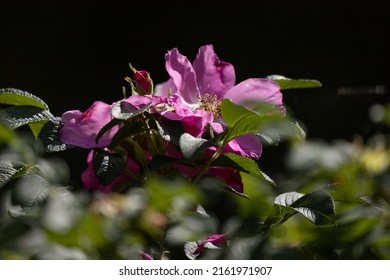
[224,78,286,113]
[193,45,236,99]
[59,101,117,149]
[165,48,199,104]
[81,150,140,192]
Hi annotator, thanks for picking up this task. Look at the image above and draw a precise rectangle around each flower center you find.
[197,93,222,118]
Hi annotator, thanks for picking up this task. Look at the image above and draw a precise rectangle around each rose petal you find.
[164,48,199,104]
[193,45,236,99]
[207,167,243,193]
[59,101,117,149]
[224,78,286,113]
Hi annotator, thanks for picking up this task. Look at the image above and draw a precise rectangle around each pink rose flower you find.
[156,45,285,160]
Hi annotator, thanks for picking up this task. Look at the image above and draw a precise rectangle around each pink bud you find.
[133,70,151,93]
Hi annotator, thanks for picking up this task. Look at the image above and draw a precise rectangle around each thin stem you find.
[141,113,158,155]
[192,144,224,184]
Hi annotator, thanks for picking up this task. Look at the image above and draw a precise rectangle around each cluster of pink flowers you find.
[58,45,285,193]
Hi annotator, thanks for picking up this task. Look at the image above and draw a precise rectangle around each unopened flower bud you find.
[133,70,151,93]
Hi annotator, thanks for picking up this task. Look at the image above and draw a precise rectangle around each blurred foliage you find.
[1,102,390,260]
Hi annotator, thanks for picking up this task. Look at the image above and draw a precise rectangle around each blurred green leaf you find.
[0,123,15,144]
[0,161,20,189]
[149,155,180,172]
[0,161,44,190]
[145,177,201,213]
[10,174,49,208]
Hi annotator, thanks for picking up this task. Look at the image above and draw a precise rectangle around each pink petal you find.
[224,78,286,113]
[207,167,243,193]
[164,48,199,104]
[209,122,262,160]
[160,93,213,137]
[194,234,226,255]
[60,101,117,149]
[225,134,263,160]
[193,45,236,99]
[154,78,177,97]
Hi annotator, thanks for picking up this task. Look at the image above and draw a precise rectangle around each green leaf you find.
[108,121,145,149]
[92,149,126,186]
[28,121,48,138]
[0,88,49,110]
[0,106,55,130]
[267,75,322,90]
[153,115,185,146]
[262,204,296,231]
[261,190,336,232]
[211,153,275,185]
[221,99,253,128]
[13,163,46,178]
[325,185,390,213]
[275,190,336,226]
[221,99,284,144]
[122,138,149,170]
[38,119,71,152]
[111,100,151,120]
[179,133,208,160]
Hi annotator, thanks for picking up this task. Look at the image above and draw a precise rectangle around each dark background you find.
[1,0,389,185]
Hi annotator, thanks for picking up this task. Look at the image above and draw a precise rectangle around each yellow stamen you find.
[197,93,222,118]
